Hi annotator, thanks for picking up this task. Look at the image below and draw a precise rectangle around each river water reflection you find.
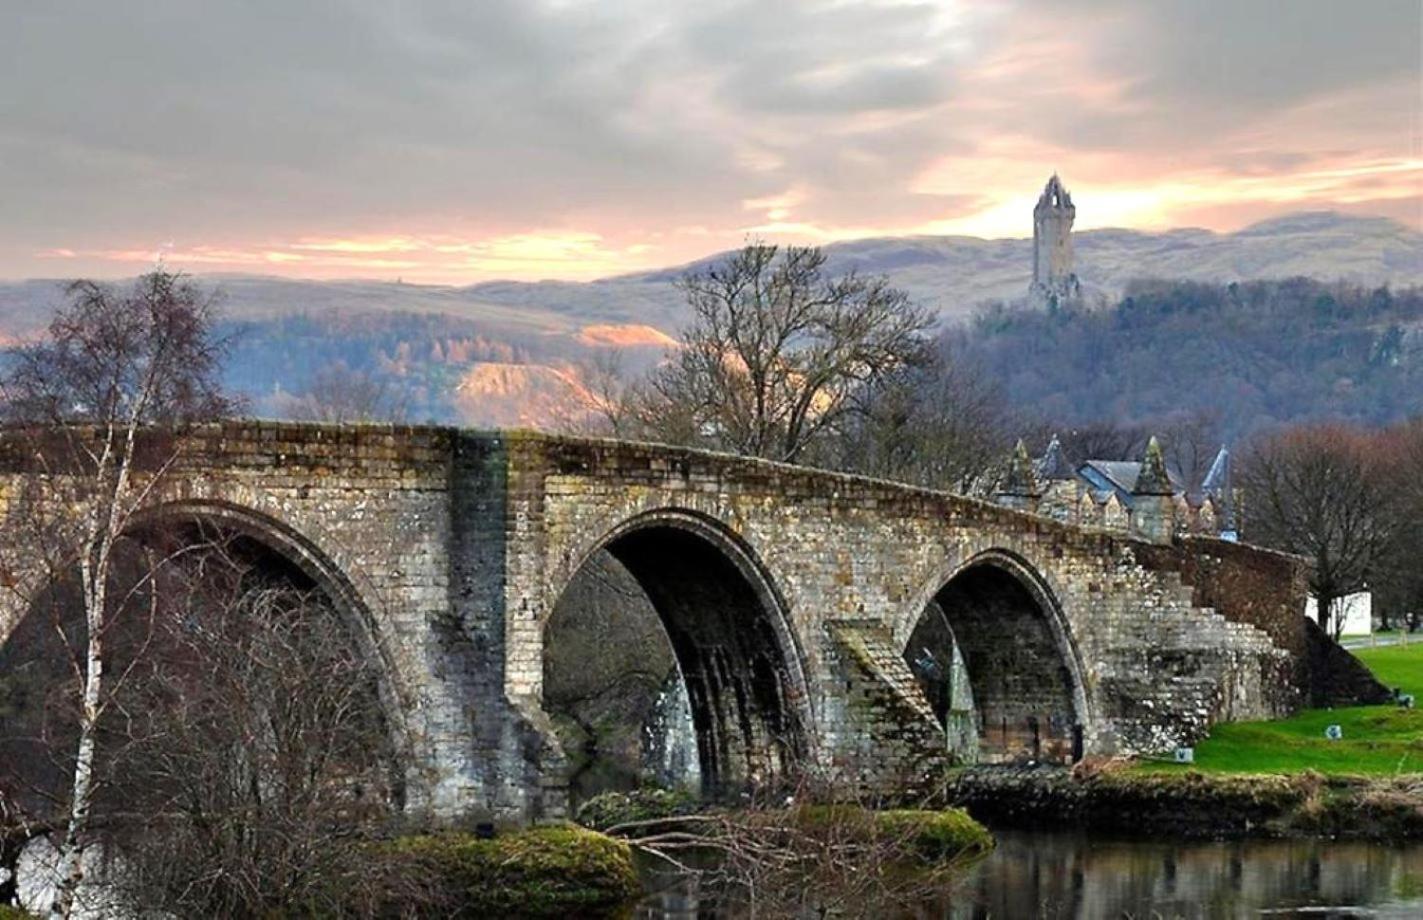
[636,829,1423,918]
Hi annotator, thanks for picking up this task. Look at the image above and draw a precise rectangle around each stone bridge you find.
[0,423,1372,826]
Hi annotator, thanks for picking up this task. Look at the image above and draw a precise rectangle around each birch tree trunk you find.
[0,270,233,918]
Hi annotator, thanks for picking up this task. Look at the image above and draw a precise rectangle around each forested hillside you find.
[952,279,1423,440]
[221,312,542,421]
[218,310,667,424]
[213,276,1423,444]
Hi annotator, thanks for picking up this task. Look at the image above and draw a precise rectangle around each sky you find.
[2,0,1419,283]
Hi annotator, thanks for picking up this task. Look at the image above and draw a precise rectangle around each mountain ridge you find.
[3,211,1418,341]
[2,210,1419,431]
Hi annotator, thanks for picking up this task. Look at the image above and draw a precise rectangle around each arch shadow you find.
[904,549,1092,763]
[548,508,813,797]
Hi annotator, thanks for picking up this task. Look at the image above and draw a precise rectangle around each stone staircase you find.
[1094,567,1295,754]
[824,620,950,797]
[822,566,1300,767]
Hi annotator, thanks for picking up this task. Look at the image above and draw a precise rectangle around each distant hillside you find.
[477,210,1421,323]
[4,212,1417,337]
[797,211,1421,316]
[453,362,594,429]
[1,211,1419,428]
[217,311,664,424]
[953,277,1423,439]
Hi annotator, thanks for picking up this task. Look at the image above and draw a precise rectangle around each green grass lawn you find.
[1136,642,1423,776]
[1354,643,1423,697]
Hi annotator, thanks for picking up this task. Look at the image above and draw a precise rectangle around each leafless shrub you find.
[605,773,989,918]
[1,531,401,916]
[275,359,410,424]
[1241,423,1404,639]
[831,348,1016,493]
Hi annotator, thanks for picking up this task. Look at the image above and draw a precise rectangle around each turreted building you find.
[1031,174,1082,306]
[994,435,1239,543]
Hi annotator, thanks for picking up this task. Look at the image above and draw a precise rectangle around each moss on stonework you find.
[793,806,994,865]
[375,823,640,917]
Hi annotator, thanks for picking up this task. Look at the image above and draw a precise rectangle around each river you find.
[635,829,1423,918]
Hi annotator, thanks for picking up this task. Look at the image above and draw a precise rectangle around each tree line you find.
[956,278,1423,440]
[1239,419,1423,638]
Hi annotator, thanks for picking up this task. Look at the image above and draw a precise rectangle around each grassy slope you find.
[1137,643,1423,776]
[1355,643,1423,697]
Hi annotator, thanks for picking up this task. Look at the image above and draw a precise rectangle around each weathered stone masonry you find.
[0,422,1374,826]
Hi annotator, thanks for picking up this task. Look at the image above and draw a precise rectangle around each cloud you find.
[0,0,1417,280]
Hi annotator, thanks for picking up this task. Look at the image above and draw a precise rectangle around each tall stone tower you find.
[1031,174,1081,306]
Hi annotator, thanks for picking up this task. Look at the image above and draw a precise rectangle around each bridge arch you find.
[0,496,413,819]
[900,548,1092,763]
[543,508,812,798]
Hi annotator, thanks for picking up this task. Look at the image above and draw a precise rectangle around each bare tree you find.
[636,243,934,463]
[0,270,233,917]
[833,347,1016,493]
[1373,417,1423,631]
[1156,410,1224,491]
[1049,421,1149,464]
[112,538,398,915]
[277,359,408,424]
[1240,425,1402,639]
[0,528,398,916]
[551,349,639,438]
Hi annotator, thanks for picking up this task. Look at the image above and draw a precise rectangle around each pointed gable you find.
[1102,491,1129,530]
[999,439,1040,497]
[1134,436,1174,496]
[1036,434,1076,481]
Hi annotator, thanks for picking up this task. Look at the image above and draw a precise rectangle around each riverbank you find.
[944,766,1423,840]
[944,643,1423,840]
[7,825,644,919]
[578,789,995,864]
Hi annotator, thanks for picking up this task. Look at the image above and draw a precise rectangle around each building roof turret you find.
[999,439,1040,497]
[1133,436,1174,496]
[1036,434,1076,480]
[1200,445,1236,531]
[1036,173,1074,213]
[1201,446,1230,495]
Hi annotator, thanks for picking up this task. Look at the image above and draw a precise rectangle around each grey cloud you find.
[682,0,961,115]
[942,0,1417,161]
[1006,0,1419,121]
[1124,0,1420,109]
[0,0,1416,276]
[0,2,746,241]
